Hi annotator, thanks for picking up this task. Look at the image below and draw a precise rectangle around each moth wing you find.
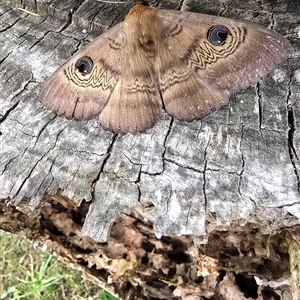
[99,54,162,133]
[40,23,126,120]
[157,10,292,120]
[156,46,230,121]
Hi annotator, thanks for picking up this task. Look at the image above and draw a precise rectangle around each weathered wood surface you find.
[1,0,299,241]
[0,0,300,299]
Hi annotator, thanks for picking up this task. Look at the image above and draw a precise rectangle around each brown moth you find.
[40,1,292,133]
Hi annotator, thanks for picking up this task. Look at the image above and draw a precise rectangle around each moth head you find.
[135,0,149,6]
[208,26,230,46]
[75,56,94,75]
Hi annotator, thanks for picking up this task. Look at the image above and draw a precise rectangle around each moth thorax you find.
[124,3,164,55]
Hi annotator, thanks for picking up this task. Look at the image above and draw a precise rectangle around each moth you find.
[40,0,292,133]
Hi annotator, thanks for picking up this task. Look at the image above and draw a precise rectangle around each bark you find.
[0,0,299,299]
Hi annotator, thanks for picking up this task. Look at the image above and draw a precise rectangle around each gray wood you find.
[0,0,299,298]
[1,0,299,241]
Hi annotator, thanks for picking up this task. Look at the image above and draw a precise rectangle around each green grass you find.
[0,230,118,300]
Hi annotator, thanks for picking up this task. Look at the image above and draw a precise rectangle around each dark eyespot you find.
[75,56,93,74]
[208,26,229,46]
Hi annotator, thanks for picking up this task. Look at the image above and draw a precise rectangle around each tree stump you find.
[0,0,299,299]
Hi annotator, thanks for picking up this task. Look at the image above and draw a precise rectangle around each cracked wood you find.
[0,0,299,243]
